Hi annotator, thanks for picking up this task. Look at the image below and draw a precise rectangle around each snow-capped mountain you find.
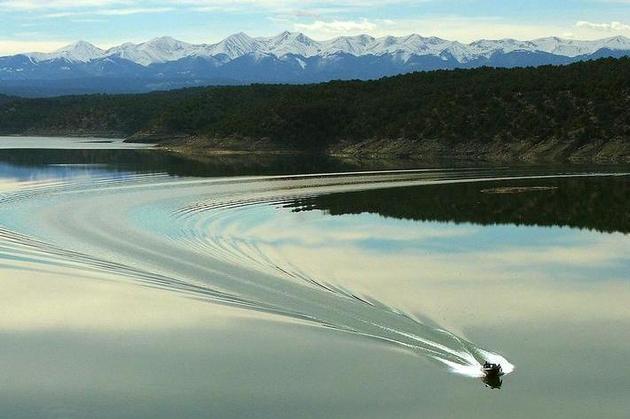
[19,32,630,66]
[1,32,629,96]
[320,34,375,56]
[201,32,260,60]
[27,40,106,63]
[106,37,203,66]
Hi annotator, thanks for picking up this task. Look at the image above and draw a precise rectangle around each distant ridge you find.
[1,32,629,96]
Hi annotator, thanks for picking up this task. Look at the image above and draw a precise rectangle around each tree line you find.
[0,57,628,151]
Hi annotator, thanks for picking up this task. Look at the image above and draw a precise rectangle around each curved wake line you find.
[0,225,500,376]
[4,167,615,379]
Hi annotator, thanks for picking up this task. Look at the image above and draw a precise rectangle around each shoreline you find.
[2,133,629,164]
[153,136,630,164]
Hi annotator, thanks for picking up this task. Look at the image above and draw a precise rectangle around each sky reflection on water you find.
[0,139,628,418]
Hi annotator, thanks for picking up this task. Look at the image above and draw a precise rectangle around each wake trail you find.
[6,168,611,378]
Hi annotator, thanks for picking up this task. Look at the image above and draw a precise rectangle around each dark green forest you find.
[0,58,629,153]
[0,95,13,106]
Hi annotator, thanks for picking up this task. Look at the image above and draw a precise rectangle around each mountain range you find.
[1,31,629,96]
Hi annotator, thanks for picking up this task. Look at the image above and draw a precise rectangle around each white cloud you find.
[294,19,381,37]
[42,7,174,18]
[0,0,131,10]
[89,6,173,15]
[70,18,107,23]
[576,20,630,32]
[0,0,421,20]
[0,39,70,55]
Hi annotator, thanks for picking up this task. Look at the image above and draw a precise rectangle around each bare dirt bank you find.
[136,135,630,164]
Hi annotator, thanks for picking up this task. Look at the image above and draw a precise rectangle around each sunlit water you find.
[0,137,628,418]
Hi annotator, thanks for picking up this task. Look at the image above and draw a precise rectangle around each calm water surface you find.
[0,137,628,418]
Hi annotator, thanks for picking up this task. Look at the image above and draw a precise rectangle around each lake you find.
[0,137,628,419]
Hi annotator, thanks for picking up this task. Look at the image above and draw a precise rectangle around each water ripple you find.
[8,168,615,380]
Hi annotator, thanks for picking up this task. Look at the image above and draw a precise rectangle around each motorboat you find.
[482,361,503,378]
[481,362,504,389]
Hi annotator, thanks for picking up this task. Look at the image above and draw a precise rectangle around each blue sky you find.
[0,0,629,54]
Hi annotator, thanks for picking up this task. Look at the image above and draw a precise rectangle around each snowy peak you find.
[205,31,321,60]
[605,35,630,46]
[259,31,320,57]
[320,35,375,56]
[13,33,630,67]
[29,40,105,63]
[531,35,630,57]
[532,37,597,57]
[205,32,260,59]
[106,37,199,66]
[467,39,535,58]
[146,36,187,49]
[55,41,105,62]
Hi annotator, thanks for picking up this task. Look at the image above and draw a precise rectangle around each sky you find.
[0,0,629,55]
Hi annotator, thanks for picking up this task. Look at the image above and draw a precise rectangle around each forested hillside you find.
[1,58,629,161]
[0,95,14,105]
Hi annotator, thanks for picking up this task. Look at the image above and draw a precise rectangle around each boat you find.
[482,373,503,389]
[482,361,503,377]
[481,362,504,389]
